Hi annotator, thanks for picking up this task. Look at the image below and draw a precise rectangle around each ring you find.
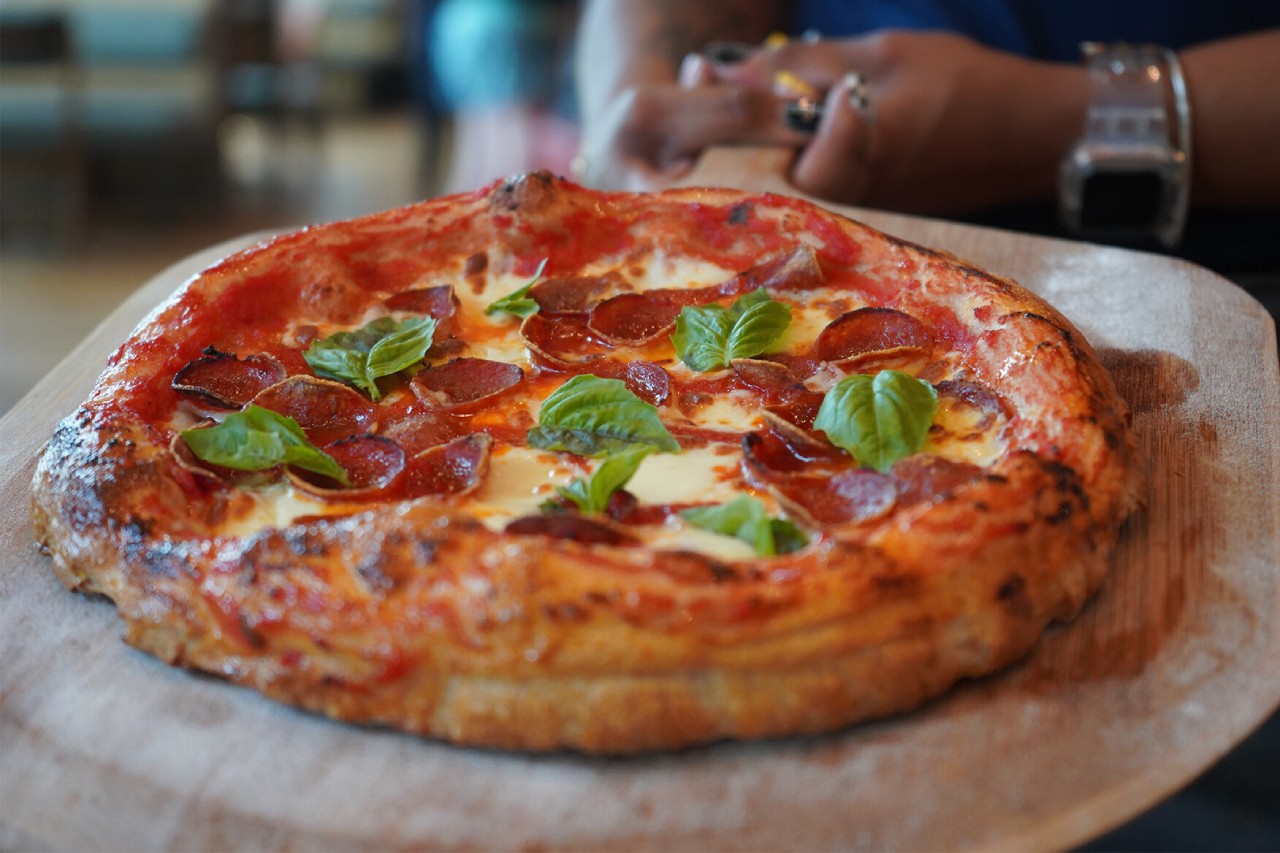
[844,72,872,113]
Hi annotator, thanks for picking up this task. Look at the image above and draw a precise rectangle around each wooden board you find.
[2,154,1278,851]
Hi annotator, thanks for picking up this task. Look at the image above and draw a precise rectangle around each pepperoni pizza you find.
[31,173,1143,753]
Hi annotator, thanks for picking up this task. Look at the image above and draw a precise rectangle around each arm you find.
[1181,29,1280,208]
[705,29,1280,214]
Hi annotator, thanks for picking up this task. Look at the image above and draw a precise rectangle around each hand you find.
[706,32,1090,213]
[575,67,810,192]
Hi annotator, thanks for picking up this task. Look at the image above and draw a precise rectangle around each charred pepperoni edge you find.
[410,357,525,413]
[933,379,1009,433]
[384,283,459,322]
[815,306,933,364]
[288,433,407,500]
[520,312,612,367]
[505,512,641,546]
[171,347,288,409]
[741,432,897,526]
[587,291,682,346]
[531,272,630,314]
[168,430,273,486]
[249,375,378,447]
[401,432,493,499]
[730,358,807,405]
[646,243,825,306]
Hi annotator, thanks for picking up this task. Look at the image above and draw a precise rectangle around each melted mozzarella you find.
[626,445,742,506]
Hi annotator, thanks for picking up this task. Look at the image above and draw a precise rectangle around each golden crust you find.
[30,173,1143,753]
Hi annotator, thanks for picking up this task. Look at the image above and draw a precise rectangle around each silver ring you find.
[844,72,872,113]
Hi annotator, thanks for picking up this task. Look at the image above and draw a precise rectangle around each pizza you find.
[31,172,1142,754]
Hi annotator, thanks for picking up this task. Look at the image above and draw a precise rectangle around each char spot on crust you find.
[996,573,1032,619]
[489,170,558,214]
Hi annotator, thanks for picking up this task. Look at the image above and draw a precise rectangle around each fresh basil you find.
[813,370,938,471]
[304,316,435,401]
[527,374,680,456]
[556,445,654,514]
[672,288,791,372]
[680,494,808,556]
[180,405,350,485]
[484,258,549,319]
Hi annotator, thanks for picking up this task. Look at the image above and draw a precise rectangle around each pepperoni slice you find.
[646,244,824,307]
[934,379,1008,434]
[288,434,407,500]
[587,292,682,346]
[815,307,933,369]
[168,430,269,486]
[741,432,895,525]
[410,357,524,413]
[521,313,611,367]
[504,513,640,546]
[530,272,629,314]
[378,406,467,455]
[891,455,983,507]
[250,375,377,446]
[401,433,492,499]
[553,359,671,407]
[730,358,807,405]
[172,348,287,409]
[384,284,459,321]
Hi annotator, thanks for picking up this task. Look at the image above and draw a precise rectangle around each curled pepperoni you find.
[505,513,640,546]
[250,375,377,446]
[288,434,407,500]
[521,313,611,367]
[934,379,1008,434]
[891,455,983,507]
[530,272,629,314]
[741,430,894,525]
[559,359,671,407]
[762,391,825,432]
[587,292,681,346]
[816,307,933,369]
[384,284,459,322]
[378,406,467,455]
[742,432,896,526]
[172,348,287,409]
[168,430,268,486]
[401,433,492,499]
[648,244,825,307]
[730,358,807,405]
[410,357,524,412]
[758,409,847,467]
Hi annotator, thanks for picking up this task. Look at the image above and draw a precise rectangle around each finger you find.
[790,74,876,205]
[635,85,814,157]
[678,53,718,89]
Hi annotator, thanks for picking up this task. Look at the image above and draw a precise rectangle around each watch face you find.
[1080,171,1164,230]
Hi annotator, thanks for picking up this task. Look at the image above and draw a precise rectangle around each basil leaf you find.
[527,374,680,456]
[813,370,938,472]
[485,258,549,319]
[680,494,807,556]
[557,445,654,513]
[304,316,435,401]
[180,405,350,485]
[672,288,791,372]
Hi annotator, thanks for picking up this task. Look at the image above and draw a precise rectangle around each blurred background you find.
[0,0,581,413]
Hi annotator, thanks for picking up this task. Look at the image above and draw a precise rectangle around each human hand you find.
[705,31,1090,213]
[574,52,812,191]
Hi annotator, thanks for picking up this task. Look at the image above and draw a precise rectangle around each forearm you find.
[1180,29,1280,208]
[575,0,784,126]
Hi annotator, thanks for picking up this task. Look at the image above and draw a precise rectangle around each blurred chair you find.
[0,10,88,248]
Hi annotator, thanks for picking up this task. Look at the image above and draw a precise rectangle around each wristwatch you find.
[1058,42,1191,248]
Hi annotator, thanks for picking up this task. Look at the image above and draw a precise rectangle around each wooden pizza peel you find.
[2,150,1277,851]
